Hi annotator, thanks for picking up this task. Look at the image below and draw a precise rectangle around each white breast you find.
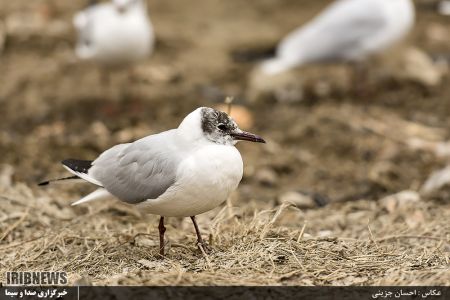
[137,144,243,217]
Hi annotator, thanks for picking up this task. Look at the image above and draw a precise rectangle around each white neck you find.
[177,108,208,144]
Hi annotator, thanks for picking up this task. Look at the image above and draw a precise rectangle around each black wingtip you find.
[61,159,93,174]
[38,181,50,186]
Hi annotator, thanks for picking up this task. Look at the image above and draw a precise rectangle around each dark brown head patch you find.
[201,107,235,133]
[200,107,239,144]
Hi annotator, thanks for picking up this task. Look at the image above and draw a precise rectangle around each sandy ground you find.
[0,0,449,285]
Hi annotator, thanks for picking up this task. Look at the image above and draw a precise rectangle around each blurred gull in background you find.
[244,0,420,102]
[438,0,450,15]
[73,0,154,67]
[260,0,415,76]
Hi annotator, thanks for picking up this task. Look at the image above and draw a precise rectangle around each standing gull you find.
[39,107,265,256]
[73,0,154,67]
[260,0,415,75]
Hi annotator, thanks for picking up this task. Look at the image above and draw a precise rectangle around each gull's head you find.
[178,107,265,146]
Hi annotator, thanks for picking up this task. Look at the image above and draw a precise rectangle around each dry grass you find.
[0,178,448,286]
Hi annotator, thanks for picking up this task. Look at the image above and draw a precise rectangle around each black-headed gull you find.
[260,0,415,75]
[73,0,154,66]
[40,107,265,256]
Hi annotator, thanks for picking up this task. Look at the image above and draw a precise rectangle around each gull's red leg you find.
[190,216,211,252]
[158,216,166,256]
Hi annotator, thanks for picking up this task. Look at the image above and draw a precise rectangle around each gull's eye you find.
[217,124,227,131]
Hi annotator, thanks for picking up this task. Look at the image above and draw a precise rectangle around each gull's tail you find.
[71,188,112,206]
[39,158,112,205]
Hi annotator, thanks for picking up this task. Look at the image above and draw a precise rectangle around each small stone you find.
[381,47,445,87]
[369,161,398,189]
[133,64,180,83]
[138,259,159,269]
[420,165,450,196]
[381,196,397,214]
[0,164,14,188]
[255,168,278,187]
[302,233,313,239]
[114,124,151,143]
[318,230,333,237]
[134,236,157,248]
[242,165,256,180]
[5,11,46,37]
[379,190,421,213]
[246,68,304,103]
[426,23,449,46]
[435,142,450,158]
[278,191,315,209]
[405,210,425,229]
[89,121,110,148]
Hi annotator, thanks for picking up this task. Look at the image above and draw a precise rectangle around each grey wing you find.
[278,0,387,63]
[88,130,181,204]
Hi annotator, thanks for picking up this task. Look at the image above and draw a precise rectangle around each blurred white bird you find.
[439,0,450,15]
[73,0,154,67]
[260,0,415,75]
